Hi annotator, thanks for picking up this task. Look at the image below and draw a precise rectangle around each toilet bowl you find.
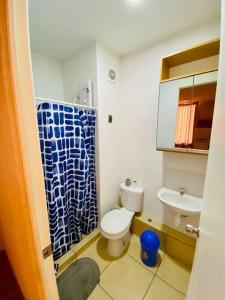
[100,181,144,257]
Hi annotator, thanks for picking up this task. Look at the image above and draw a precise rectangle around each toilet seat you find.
[100,207,134,239]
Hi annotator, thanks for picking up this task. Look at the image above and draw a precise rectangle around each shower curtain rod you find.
[35,97,97,110]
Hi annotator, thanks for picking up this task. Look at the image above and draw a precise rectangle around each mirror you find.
[157,77,193,150]
[175,82,216,150]
[157,71,217,153]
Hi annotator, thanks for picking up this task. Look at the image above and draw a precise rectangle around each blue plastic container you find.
[140,230,160,267]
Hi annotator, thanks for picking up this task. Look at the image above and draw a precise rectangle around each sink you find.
[157,187,202,216]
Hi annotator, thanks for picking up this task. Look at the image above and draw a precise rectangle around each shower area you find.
[36,99,98,261]
[31,44,100,264]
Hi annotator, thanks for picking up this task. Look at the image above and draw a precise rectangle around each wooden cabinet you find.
[160,39,220,82]
[157,71,217,155]
[157,39,220,155]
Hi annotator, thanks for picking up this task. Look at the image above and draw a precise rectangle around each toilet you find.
[100,181,144,257]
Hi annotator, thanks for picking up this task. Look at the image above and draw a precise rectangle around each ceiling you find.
[29,0,221,61]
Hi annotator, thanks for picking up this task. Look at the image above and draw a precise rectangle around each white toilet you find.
[100,181,144,257]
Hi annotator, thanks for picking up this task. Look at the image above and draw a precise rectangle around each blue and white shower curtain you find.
[37,102,98,260]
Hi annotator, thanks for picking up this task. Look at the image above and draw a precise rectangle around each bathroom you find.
[0,0,225,299]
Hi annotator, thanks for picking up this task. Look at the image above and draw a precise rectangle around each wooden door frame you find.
[0,0,59,299]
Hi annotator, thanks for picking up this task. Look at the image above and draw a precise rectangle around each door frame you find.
[187,1,225,298]
[0,0,59,298]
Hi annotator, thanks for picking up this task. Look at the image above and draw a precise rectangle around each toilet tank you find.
[120,182,144,212]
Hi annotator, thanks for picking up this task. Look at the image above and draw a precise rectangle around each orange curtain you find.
[175,104,196,147]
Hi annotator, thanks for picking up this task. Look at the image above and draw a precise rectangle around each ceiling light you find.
[126,0,144,6]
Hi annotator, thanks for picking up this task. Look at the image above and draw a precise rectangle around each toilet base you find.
[107,231,131,257]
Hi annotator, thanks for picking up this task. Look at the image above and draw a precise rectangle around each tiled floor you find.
[77,234,191,300]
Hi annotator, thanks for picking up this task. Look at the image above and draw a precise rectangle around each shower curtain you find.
[37,102,98,260]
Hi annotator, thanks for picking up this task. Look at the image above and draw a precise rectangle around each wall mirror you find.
[157,71,217,154]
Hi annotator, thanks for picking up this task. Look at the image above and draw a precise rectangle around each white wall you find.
[31,43,121,218]
[31,51,64,99]
[119,21,220,233]
[31,43,98,103]
[63,42,98,103]
[62,43,121,217]
[96,44,121,216]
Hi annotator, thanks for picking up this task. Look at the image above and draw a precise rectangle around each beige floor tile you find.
[100,254,154,300]
[77,237,119,273]
[88,284,112,300]
[128,234,164,273]
[157,255,191,294]
[144,277,185,300]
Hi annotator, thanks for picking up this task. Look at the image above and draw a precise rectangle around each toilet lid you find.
[100,208,134,235]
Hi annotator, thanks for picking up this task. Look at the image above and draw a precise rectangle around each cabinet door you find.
[157,76,193,149]
[194,70,218,85]
[188,71,217,152]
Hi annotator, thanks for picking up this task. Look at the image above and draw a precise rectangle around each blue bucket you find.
[140,230,160,267]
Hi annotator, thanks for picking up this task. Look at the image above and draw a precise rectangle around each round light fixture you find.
[126,0,144,6]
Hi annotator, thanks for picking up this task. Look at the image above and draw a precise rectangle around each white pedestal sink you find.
[157,187,202,216]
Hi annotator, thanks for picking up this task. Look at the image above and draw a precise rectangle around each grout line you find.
[155,251,166,277]
[100,261,112,275]
[155,275,187,296]
[125,252,166,300]
[142,273,156,300]
[142,251,167,299]
[155,253,190,295]
[98,284,115,300]
[127,254,155,275]
[127,246,166,275]
[161,251,166,260]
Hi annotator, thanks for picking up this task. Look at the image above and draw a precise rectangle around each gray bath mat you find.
[57,257,100,300]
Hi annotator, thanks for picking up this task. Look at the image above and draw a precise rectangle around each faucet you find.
[179,187,185,196]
